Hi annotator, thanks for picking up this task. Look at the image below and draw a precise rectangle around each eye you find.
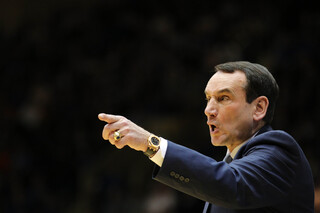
[218,95,230,102]
[205,96,211,102]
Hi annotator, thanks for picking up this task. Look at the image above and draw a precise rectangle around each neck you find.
[227,121,266,153]
[252,121,266,135]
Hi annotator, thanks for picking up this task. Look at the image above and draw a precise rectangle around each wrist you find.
[144,134,161,158]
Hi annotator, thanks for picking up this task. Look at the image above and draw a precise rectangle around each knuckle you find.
[124,134,134,142]
[115,142,124,149]
[102,134,108,140]
[102,131,109,140]
[121,119,129,127]
[118,116,125,122]
[121,128,129,136]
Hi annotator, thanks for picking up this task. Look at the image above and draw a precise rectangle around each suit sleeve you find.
[152,131,312,209]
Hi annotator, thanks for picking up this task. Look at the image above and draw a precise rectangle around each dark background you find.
[1,0,319,212]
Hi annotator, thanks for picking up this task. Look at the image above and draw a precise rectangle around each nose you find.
[204,99,218,118]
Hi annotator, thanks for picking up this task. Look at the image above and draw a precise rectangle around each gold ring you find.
[113,131,122,141]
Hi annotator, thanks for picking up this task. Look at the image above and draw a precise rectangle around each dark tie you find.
[203,155,233,213]
[224,154,233,164]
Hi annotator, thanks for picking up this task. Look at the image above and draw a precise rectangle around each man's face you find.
[204,70,256,151]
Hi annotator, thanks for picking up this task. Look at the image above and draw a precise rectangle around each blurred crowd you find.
[1,0,319,212]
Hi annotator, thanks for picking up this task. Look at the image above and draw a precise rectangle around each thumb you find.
[98,113,121,123]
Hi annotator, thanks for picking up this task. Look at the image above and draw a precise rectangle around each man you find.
[98,61,314,212]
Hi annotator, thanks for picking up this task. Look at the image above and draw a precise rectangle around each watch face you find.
[151,137,160,145]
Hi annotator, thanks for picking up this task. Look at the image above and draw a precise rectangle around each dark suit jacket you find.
[152,125,314,212]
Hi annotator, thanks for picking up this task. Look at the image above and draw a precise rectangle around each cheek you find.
[221,105,251,126]
[221,105,241,120]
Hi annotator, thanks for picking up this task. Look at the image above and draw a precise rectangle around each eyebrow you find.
[216,88,233,94]
[204,88,234,96]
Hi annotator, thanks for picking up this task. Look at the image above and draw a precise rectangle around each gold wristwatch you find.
[144,134,161,158]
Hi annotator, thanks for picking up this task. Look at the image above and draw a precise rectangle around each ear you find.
[252,96,269,122]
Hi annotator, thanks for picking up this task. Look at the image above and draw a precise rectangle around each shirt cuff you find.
[150,137,168,167]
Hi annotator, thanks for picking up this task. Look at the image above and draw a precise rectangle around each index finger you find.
[98,113,122,124]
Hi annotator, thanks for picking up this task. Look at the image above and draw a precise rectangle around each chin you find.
[210,135,228,147]
[211,139,225,147]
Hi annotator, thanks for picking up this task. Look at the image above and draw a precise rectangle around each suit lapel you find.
[255,125,272,136]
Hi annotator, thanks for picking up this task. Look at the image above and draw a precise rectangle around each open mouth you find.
[210,124,216,132]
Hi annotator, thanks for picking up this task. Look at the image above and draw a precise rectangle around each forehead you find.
[205,70,247,94]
